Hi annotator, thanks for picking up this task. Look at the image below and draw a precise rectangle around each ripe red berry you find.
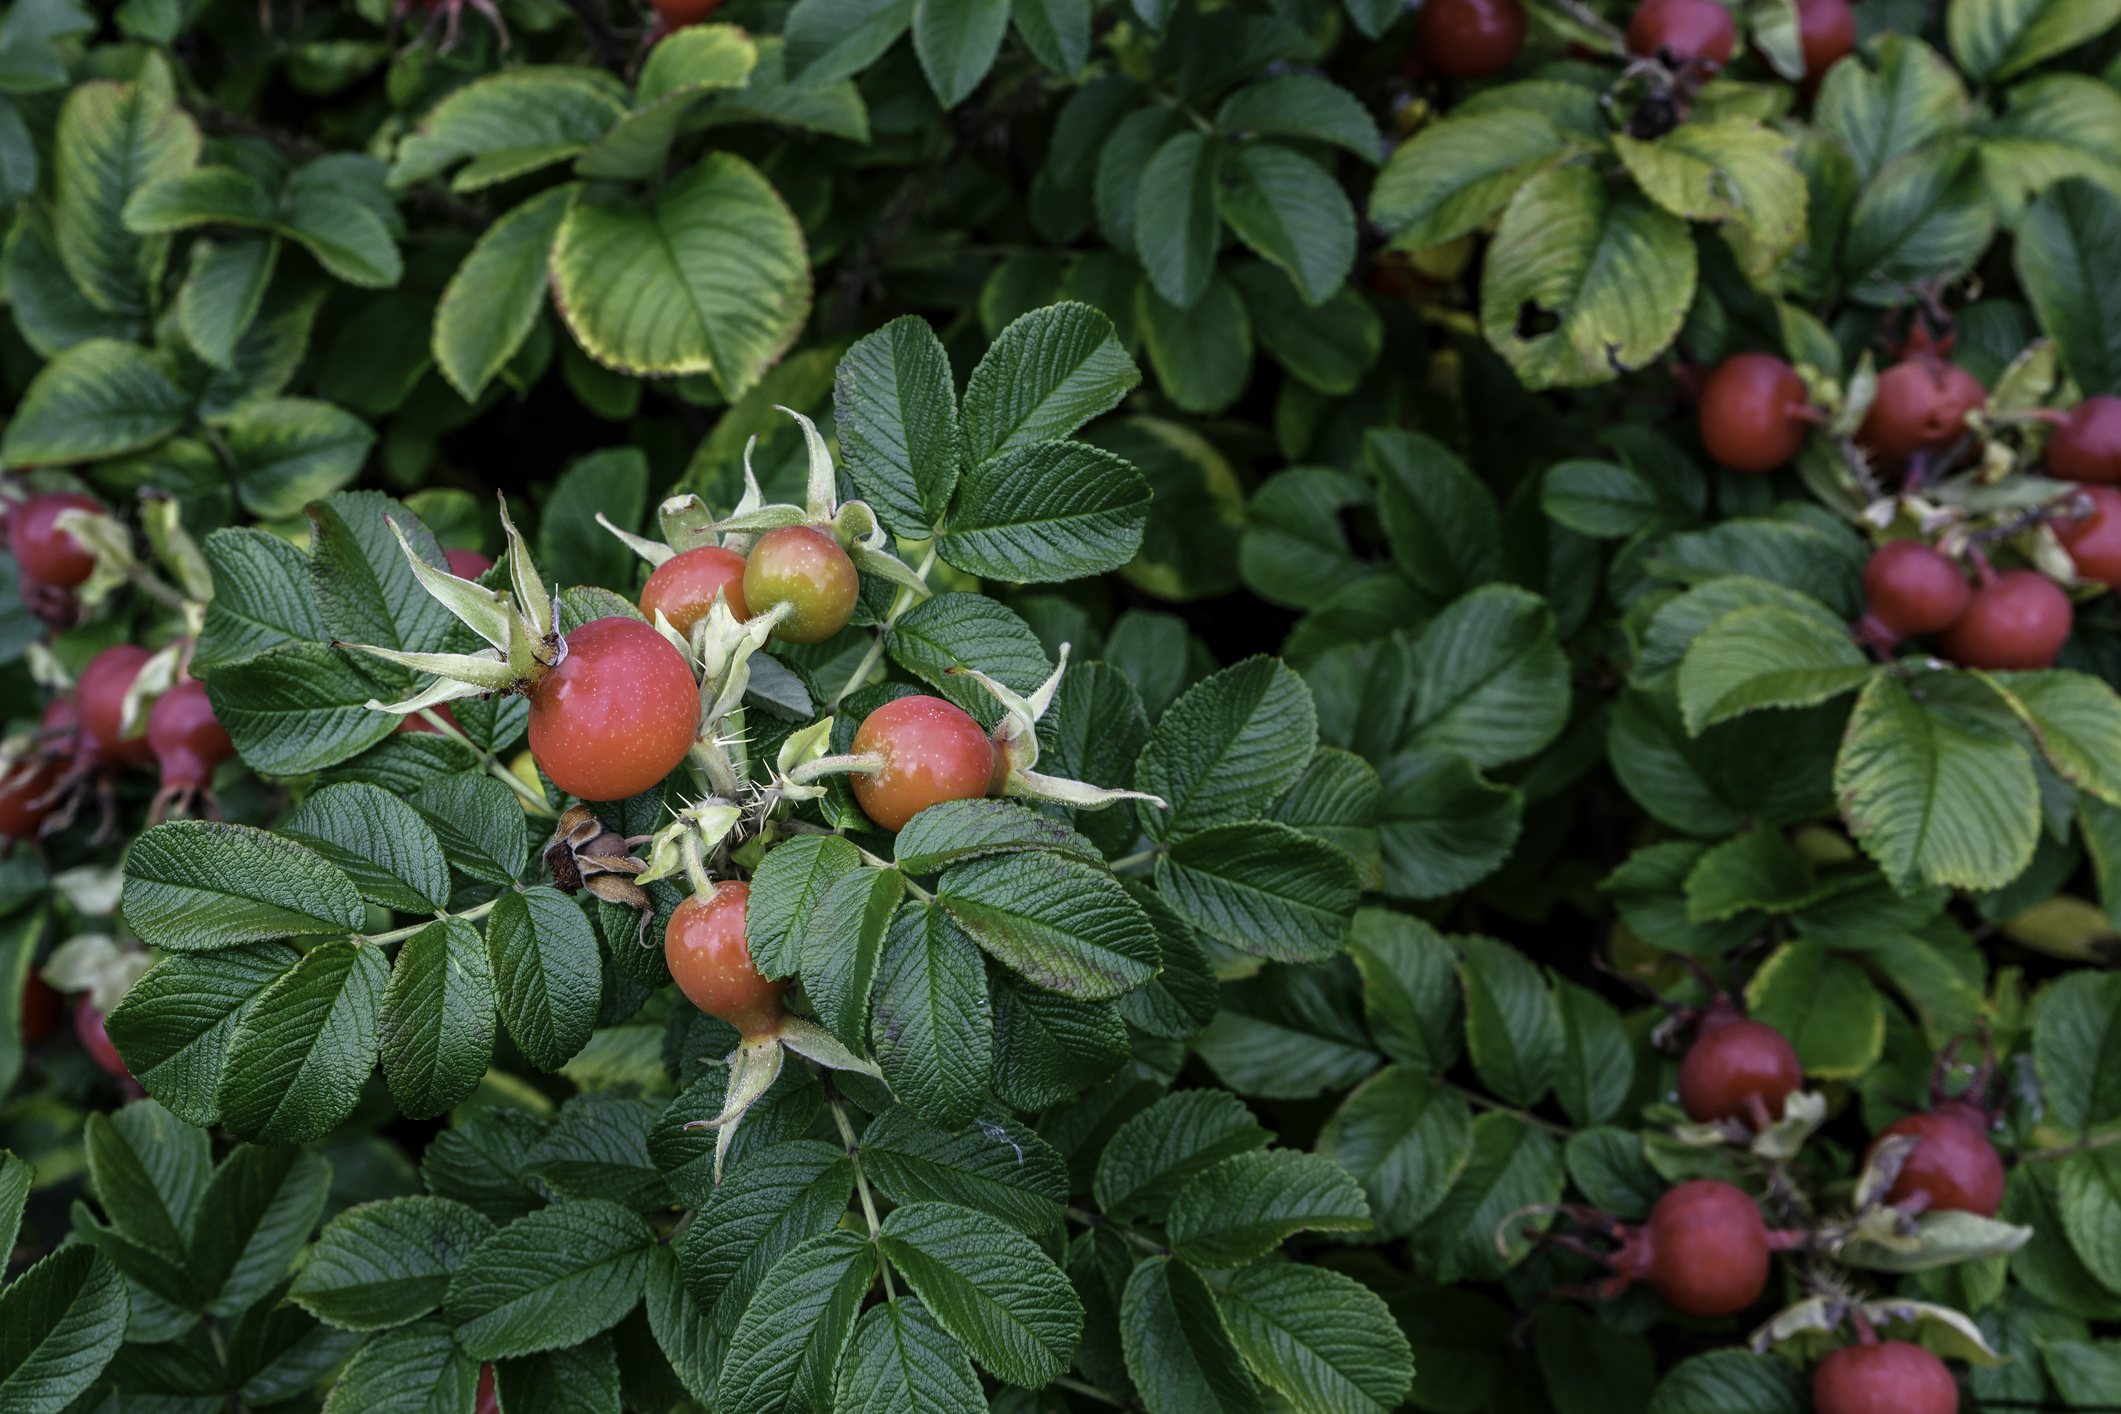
[1416,0,1526,78]
[1935,570,2072,670]
[0,759,59,842]
[1678,1004,1803,1128]
[1864,1106,2005,1217]
[743,526,860,645]
[20,971,61,1045]
[640,545,751,636]
[1796,0,1855,79]
[849,695,1002,832]
[147,679,234,793]
[2055,486,2121,587]
[447,549,495,580]
[1638,1180,1771,1316]
[1697,353,1811,472]
[396,702,462,736]
[527,616,699,802]
[77,645,157,770]
[2046,394,2121,484]
[1812,1341,1958,1414]
[1627,0,1734,64]
[7,492,102,589]
[75,997,130,1079]
[650,0,723,26]
[476,1364,498,1414]
[664,880,786,1038]
[1859,357,1987,459]
[1860,541,1970,641]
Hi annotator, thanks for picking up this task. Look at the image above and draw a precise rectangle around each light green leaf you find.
[1743,939,1882,1078]
[1676,604,1873,733]
[0,337,189,467]
[122,820,365,951]
[435,182,576,402]
[1371,110,1573,252]
[959,300,1139,464]
[1612,119,1808,279]
[1816,34,1969,184]
[54,73,199,320]
[2032,971,2121,1134]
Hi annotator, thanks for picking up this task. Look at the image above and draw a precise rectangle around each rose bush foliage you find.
[5,0,2121,1411]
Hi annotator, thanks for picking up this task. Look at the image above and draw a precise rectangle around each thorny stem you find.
[416,707,559,817]
[830,1096,897,1300]
[1067,1206,1170,1257]
[1439,1080,1574,1137]
[362,895,501,947]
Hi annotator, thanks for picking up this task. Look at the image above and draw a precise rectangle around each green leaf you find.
[0,337,189,467]
[1013,0,1089,73]
[308,489,458,664]
[1136,656,1316,842]
[1409,1113,1563,1282]
[837,313,961,536]
[1217,1261,1414,1414]
[279,163,402,288]
[189,1144,332,1318]
[1134,132,1222,308]
[1221,144,1354,306]
[179,235,278,369]
[218,938,387,1144]
[747,834,862,979]
[4,202,142,357]
[492,1337,620,1414]
[1367,429,1498,601]
[1645,1350,1806,1414]
[1371,109,1572,252]
[1632,576,1826,693]
[1553,979,1634,1127]
[884,592,1053,724]
[423,1107,552,1227]
[1122,1257,1267,1414]
[872,902,993,1130]
[681,1139,852,1331]
[2059,1149,2121,1294]
[1166,1149,1371,1265]
[194,527,325,668]
[1317,1067,1475,1240]
[861,1106,1067,1236]
[389,69,626,189]
[122,164,275,232]
[2034,971,2121,1134]
[550,153,810,394]
[987,967,1126,1110]
[487,886,601,1072]
[1841,141,1996,306]
[1225,263,1382,396]
[291,1196,495,1330]
[2016,178,2121,397]
[1375,749,1522,901]
[0,1248,129,1414]
[938,852,1159,1000]
[1816,34,1968,184]
[104,945,296,1127]
[1676,604,1872,734]
[53,73,199,320]
[1480,163,1695,389]
[784,0,915,86]
[1155,821,1358,963]
[1542,458,1679,538]
[692,36,870,140]
[434,182,575,402]
[1835,672,2040,891]
[912,0,1008,106]
[122,821,365,951]
[1950,0,2121,83]
[280,782,451,913]
[539,447,650,593]
[444,1199,653,1361]
[1458,932,1562,1108]
[1565,1126,1665,1221]
[1684,827,1824,921]
[959,301,1139,465]
[1346,908,1462,1072]
[878,1201,1084,1388]
[893,799,1105,874]
[320,1319,480,1414]
[835,1299,984,1414]
[1137,275,1252,414]
[644,1245,721,1407]
[1405,585,1568,768]
[1743,939,1883,1078]
[1264,747,1381,888]
[720,1230,875,1414]
[0,1151,29,1264]
[938,439,1152,584]
[1094,1088,1271,1220]
[1217,74,1380,165]
[520,1092,670,1212]
[379,918,497,1122]
[412,775,530,887]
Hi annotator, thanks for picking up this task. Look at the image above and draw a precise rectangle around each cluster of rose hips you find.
[1531,988,1994,1413]
[1409,0,1853,86]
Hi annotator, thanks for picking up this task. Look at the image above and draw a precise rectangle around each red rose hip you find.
[2047,394,2121,484]
[1864,1106,2005,1217]
[77,645,157,770]
[744,526,859,644]
[20,971,61,1045]
[2056,486,2121,586]
[526,616,699,801]
[447,549,495,580]
[665,880,786,1038]
[1627,0,1735,64]
[1626,1180,1772,1316]
[1860,541,1970,641]
[1812,1341,1958,1414]
[640,545,751,636]
[1416,0,1527,79]
[1935,570,2072,670]
[1859,357,1987,458]
[75,997,129,1079]
[1697,353,1811,471]
[850,695,1001,831]
[0,760,59,842]
[1679,1004,1803,1128]
[1796,0,1855,79]
[7,492,103,589]
[147,679,234,792]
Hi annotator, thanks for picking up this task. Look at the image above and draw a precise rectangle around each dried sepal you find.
[116,643,182,741]
[635,799,744,886]
[386,515,514,652]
